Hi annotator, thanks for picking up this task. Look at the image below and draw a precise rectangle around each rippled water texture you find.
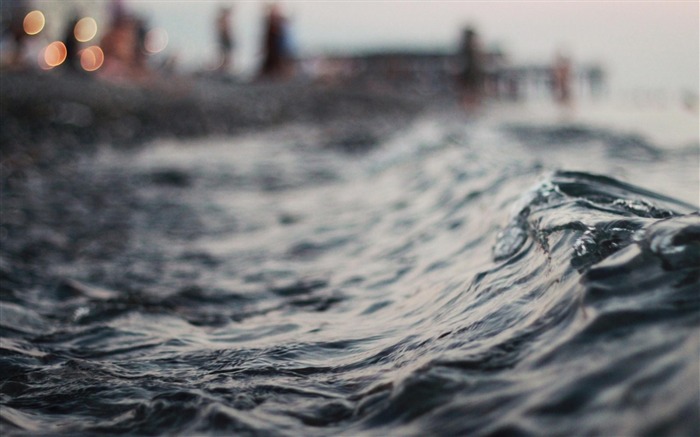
[2,114,699,436]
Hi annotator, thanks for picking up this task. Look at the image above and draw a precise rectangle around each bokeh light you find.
[23,10,45,35]
[144,28,169,54]
[74,17,98,43]
[80,46,105,72]
[43,41,68,68]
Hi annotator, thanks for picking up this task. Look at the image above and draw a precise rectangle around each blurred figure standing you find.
[100,14,137,78]
[552,52,572,104]
[100,14,150,81]
[259,3,292,79]
[215,6,234,73]
[62,13,81,72]
[457,27,484,109]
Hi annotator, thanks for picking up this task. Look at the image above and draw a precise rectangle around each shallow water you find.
[1,109,699,436]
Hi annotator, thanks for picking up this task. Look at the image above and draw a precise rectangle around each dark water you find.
[1,113,699,436]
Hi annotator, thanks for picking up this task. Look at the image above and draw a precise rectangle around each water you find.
[1,107,699,436]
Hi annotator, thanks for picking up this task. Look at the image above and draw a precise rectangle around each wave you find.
[1,120,698,436]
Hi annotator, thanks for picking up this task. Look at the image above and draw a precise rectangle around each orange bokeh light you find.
[44,41,68,68]
[74,17,98,43]
[23,10,45,35]
[80,46,105,72]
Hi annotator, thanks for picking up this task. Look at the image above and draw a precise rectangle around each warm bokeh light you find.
[44,41,68,68]
[80,46,105,72]
[23,10,45,35]
[144,28,169,54]
[74,17,98,43]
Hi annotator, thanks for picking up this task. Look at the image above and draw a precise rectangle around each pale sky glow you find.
[31,1,700,95]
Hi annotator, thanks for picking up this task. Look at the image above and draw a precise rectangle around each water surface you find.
[1,108,699,436]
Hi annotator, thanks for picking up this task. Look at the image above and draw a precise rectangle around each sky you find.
[27,1,700,96]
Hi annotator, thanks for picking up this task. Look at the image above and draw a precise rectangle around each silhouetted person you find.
[457,28,484,108]
[62,14,81,72]
[216,7,234,72]
[552,52,572,104]
[259,4,291,79]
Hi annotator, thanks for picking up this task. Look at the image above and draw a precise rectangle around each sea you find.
[1,99,699,436]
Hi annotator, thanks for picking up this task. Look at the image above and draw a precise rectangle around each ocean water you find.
[1,106,699,436]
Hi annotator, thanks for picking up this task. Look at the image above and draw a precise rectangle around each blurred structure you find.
[298,45,606,106]
[481,46,511,99]
[259,3,293,79]
[586,63,606,99]
[215,6,234,73]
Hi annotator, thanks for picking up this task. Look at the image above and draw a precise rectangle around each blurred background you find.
[2,0,698,105]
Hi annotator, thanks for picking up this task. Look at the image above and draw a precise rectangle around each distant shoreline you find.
[0,69,439,160]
